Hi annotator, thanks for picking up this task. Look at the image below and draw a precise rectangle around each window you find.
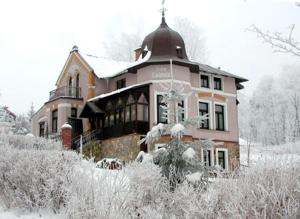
[104,115,109,127]
[68,77,73,96]
[216,148,228,170]
[177,100,185,122]
[157,94,167,124]
[39,122,45,137]
[176,46,183,58]
[105,101,114,127]
[115,98,124,124]
[214,77,222,90]
[125,105,131,122]
[125,94,136,122]
[203,149,213,167]
[76,74,80,97]
[137,93,149,121]
[218,151,225,169]
[199,102,209,129]
[116,79,126,89]
[201,75,210,88]
[71,108,77,118]
[215,104,225,131]
[52,110,58,133]
[109,114,114,126]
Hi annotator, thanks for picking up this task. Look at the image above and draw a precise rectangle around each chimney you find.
[134,47,142,61]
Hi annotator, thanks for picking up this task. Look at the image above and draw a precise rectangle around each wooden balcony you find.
[49,86,82,100]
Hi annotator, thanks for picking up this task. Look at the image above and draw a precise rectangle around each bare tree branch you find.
[173,17,207,62]
[248,24,300,57]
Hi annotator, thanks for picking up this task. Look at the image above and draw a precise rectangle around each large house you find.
[32,13,247,170]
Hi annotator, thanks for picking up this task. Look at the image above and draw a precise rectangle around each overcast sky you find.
[0,0,299,114]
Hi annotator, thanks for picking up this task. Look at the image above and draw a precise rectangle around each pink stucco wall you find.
[32,52,240,143]
[135,64,239,142]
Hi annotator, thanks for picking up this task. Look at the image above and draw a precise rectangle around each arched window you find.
[104,101,113,127]
[125,94,136,122]
[68,77,73,96]
[75,74,80,97]
[137,93,148,121]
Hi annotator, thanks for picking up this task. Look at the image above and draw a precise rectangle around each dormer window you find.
[142,45,148,58]
[116,79,126,89]
[176,46,183,58]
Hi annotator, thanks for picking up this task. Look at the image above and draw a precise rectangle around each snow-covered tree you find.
[27,102,35,122]
[173,17,207,62]
[140,82,213,188]
[248,3,300,57]
[14,114,30,135]
[239,65,300,145]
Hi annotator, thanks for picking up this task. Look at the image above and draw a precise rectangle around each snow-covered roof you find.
[80,51,152,79]
[88,82,151,102]
[80,54,130,78]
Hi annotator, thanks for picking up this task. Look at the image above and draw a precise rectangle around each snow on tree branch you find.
[248,24,300,57]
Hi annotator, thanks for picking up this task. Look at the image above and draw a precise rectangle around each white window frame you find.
[215,148,229,170]
[213,75,224,91]
[201,148,214,167]
[197,99,213,130]
[154,92,187,124]
[154,92,167,124]
[214,101,228,131]
[199,72,212,89]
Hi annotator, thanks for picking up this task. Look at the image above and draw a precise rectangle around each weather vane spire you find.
[160,0,167,18]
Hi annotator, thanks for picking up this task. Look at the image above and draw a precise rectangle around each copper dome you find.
[141,17,189,61]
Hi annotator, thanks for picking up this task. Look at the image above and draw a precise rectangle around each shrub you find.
[0,134,78,212]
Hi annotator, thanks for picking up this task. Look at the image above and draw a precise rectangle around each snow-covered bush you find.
[66,159,131,218]
[66,160,168,219]
[0,134,78,212]
[197,160,300,218]
[0,132,62,150]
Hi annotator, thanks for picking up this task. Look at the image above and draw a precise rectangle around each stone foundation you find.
[81,134,240,171]
[81,133,142,162]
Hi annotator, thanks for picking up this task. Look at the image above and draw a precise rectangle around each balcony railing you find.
[49,86,82,100]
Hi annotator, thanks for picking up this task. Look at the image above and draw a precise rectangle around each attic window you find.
[142,45,149,58]
[176,46,183,58]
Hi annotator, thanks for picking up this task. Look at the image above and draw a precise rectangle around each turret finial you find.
[160,0,167,25]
